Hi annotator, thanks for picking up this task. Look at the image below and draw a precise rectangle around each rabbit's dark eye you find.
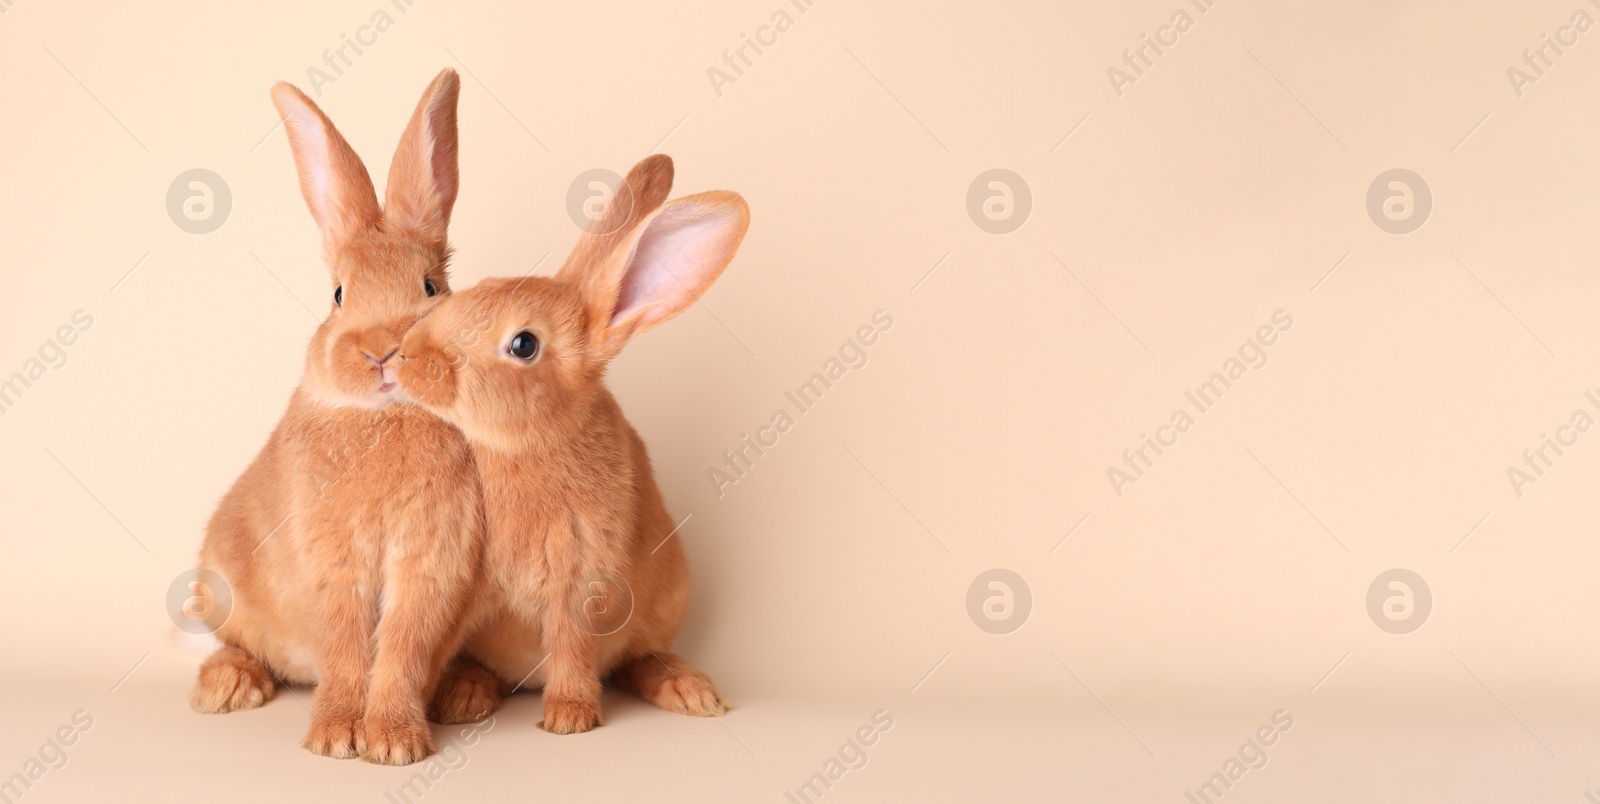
[424,279,437,297]
[508,331,539,360]
[334,285,343,306]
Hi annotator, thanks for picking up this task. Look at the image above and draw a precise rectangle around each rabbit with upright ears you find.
[191,69,483,765]
[398,155,747,733]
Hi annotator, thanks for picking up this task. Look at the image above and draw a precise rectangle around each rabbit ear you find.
[557,154,675,285]
[385,69,461,246]
[582,191,749,358]
[269,82,381,247]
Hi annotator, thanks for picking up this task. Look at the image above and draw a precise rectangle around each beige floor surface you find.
[4,653,1598,802]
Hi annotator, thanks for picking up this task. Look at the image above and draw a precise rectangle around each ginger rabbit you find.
[397,155,747,733]
[191,70,482,765]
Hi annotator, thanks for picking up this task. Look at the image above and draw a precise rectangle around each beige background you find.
[3,0,1600,801]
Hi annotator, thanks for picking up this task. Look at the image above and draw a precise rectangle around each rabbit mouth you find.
[375,360,401,395]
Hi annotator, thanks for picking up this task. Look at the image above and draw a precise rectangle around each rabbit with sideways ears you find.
[191,69,484,765]
[398,155,748,733]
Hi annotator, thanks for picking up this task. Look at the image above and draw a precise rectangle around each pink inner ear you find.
[611,205,739,330]
[284,105,333,215]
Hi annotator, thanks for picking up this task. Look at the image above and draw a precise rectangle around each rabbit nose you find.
[364,349,398,367]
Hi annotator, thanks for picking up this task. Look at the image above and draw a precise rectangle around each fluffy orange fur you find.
[191,70,483,765]
[397,155,750,733]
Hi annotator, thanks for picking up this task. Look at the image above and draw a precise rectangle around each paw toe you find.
[431,675,500,725]
[363,715,434,765]
[541,698,601,735]
[303,716,366,759]
[658,676,727,717]
[191,655,276,714]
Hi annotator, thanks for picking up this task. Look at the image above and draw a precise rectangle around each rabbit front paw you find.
[541,696,601,735]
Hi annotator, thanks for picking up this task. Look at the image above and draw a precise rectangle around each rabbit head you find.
[272,69,461,410]
[397,155,749,452]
